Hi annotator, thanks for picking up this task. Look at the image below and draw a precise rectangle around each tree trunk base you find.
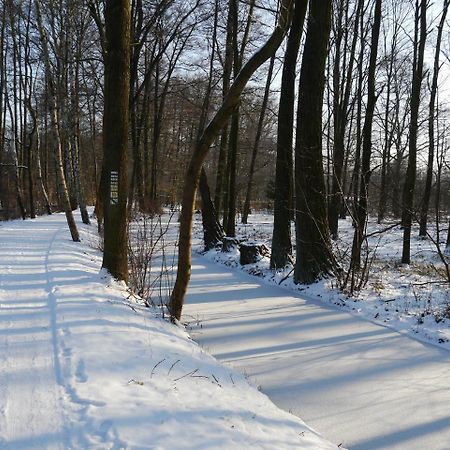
[240,242,269,265]
[222,237,239,252]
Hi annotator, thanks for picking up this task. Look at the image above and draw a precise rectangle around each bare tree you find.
[35,0,80,242]
[101,0,131,280]
[419,0,449,237]
[294,0,335,284]
[270,0,307,269]
[169,0,294,321]
[401,0,427,264]
[328,0,363,238]
[350,0,382,276]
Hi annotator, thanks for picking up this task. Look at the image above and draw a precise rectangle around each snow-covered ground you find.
[184,253,450,450]
[195,212,450,350]
[0,212,339,450]
[183,218,450,450]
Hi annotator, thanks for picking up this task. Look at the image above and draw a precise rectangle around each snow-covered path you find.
[0,217,131,449]
[0,220,69,448]
[0,214,340,450]
[184,255,450,450]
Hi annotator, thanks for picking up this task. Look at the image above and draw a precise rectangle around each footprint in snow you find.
[76,360,88,383]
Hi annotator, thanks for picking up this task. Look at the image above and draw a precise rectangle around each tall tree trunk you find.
[350,0,382,274]
[270,0,308,269]
[198,0,224,250]
[242,54,275,224]
[294,0,334,284]
[22,3,35,219]
[35,124,52,215]
[8,8,27,220]
[214,0,234,217]
[329,0,363,237]
[419,0,448,237]
[101,0,131,280]
[71,32,90,225]
[225,109,239,236]
[402,0,426,263]
[377,10,403,224]
[225,0,255,236]
[169,1,293,320]
[6,94,27,220]
[351,6,365,220]
[0,3,4,169]
[25,116,36,219]
[35,0,79,241]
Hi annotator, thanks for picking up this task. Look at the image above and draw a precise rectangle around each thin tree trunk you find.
[350,0,382,274]
[8,9,26,220]
[6,94,27,220]
[213,0,234,217]
[225,0,255,236]
[35,124,52,215]
[0,3,5,169]
[198,0,224,249]
[270,0,308,269]
[71,33,90,225]
[402,0,426,263]
[242,54,275,224]
[419,0,448,236]
[169,1,293,320]
[200,168,224,250]
[329,0,363,236]
[35,0,79,241]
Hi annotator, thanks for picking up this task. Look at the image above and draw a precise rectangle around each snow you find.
[0,212,339,450]
[184,251,450,450]
[195,213,450,350]
[179,212,450,449]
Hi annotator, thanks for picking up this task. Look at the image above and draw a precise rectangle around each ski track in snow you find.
[0,219,122,449]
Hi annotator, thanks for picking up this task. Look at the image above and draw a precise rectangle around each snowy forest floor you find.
[0,212,339,450]
[136,209,450,450]
[2,210,449,450]
[193,212,450,350]
[184,251,450,450]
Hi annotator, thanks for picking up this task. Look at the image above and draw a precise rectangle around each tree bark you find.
[200,168,224,250]
[402,0,426,263]
[294,0,334,284]
[270,0,308,269]
[169,0,294,320]
[419,0,448,237]
[101,0,131,280]
[35,0,79,241]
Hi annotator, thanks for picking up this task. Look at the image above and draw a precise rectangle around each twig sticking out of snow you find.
[167,359,180,376]
[173,368,198,381]
[150,358,166,378]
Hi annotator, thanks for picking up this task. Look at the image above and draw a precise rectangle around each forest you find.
[1,0,449,307]
[1,0,450,448]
